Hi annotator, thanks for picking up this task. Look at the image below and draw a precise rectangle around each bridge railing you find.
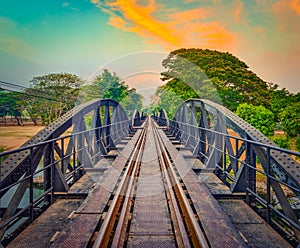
[0,120,130,243]
[156,98,300,243]
[168,120,300,242]
[0,98,135,244]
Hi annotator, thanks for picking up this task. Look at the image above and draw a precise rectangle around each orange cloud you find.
[171,8,211,23]
[108,16,129,30]
[291,0,300,15]
[106,0,182,46]
[92,0,236,51]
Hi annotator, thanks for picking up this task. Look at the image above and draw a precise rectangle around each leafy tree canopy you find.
[158,48,271,112]
[81,69,143,117]
[236,103,275,137]
[0,89,23,125]
[23,73,82,125]
[279,102,300,138]
[269,84,299,122]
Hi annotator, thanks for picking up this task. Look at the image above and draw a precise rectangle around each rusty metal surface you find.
[50,213,101,248]
[49,130,143,247]
[127,123,175,247]
[198,173,232,195]
[130,195,173,236]
[158,128,247,247]
[7,199,83,248]
[219,199,293,248]
[127,235,176,248]
[179,147,232,195]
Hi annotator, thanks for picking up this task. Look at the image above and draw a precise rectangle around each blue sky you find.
[1,1,147,82]
[1,0,299,94]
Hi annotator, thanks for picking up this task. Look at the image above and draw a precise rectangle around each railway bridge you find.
[0,98,300,247]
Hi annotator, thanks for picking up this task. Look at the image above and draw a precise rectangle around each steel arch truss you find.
[166,98,300,236]
[153,109,169,127]
[131,109,146,127]
[0,99,131,239]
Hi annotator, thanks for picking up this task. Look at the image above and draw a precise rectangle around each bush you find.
[270,136,290,150]
[279,102,300,138]
[236,103,275,137]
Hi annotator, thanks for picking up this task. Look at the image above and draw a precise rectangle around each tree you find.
[23,73,82,125]
[159,48,271,112]
[279,102,300,138]
[269,84,298,123]
[270,136,290,150]
[82,69,127,103]
[236,103,275,137]
[0,89,23,125]
[81,69,143,117]
[152,86,184,118]
[121,88,144,117]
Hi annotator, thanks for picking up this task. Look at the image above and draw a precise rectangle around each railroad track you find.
[90,117,210,248]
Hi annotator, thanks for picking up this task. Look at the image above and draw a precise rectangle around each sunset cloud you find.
[1,0,299,95]
[291,0,300,15]
[92,0,236,50]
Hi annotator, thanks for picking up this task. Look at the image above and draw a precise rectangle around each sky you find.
[1,0,300,103]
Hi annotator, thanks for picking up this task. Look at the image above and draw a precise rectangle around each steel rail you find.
[110,121,148,247]
[151,120,191,248]
[92,117,210,247]
[92,120,148,248]
[152,120,210,248]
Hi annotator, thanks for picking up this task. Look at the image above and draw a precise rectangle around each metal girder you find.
[168,98,300,194]
[161,98,300,239]
[0,99,128,192]
[200,99,300,192]
[156,109,169,127]
[0,99,130,240]
[132,109,146,127]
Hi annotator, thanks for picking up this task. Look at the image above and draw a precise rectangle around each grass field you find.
[0,125,45,151]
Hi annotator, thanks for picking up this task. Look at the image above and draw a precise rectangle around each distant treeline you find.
[0,70,143,126]
[0,48,299,150]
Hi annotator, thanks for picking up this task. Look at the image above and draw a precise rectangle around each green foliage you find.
[152,86,184,118]
[236,103,275,137]
[81,69,143,118]
[23,73,82,125]
[270,136,290,150]
[0,89,23,125]
[296,137,300,152]
[158,48,271,113]
[84,114,93,130]
[121,88,143,117]
[269,84,299,122]
[279,102,300,138]
[94,69,127,102]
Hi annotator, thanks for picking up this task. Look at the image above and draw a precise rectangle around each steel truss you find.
[156,98,300,241]
[0,99,134,241]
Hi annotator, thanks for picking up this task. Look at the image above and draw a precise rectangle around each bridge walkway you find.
[7,118,292,248]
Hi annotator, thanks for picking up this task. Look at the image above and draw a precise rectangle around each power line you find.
[0,80,68,103]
